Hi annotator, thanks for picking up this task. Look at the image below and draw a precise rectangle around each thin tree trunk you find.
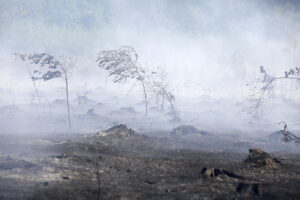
[163,88,176,119]
[156,93,159,110]
[32,79,41,105]
[168,97,176,118]
[25,64,41,105]
[141,80,148,117]
[160,92,165,112]
[25,65,42,120]
[64,71,71,129]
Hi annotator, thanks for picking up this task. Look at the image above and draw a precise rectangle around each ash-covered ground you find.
[0,125,300,200]
[2,0,300,199]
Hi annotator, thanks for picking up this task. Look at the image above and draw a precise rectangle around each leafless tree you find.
[96,46,149,117]
[76,91,89,106]
[14,53,41,105]
[249,66,300,116]
[74,83,89,105]
[14,53,77,129]
[149,66,177,119]
[59,56,77,129]
[148,66,166,111]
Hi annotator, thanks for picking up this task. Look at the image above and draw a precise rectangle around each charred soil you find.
[0,130,300,200]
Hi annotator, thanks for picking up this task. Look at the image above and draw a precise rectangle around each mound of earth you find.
[0,105,22,115]
[74,95,97,105]
[118,107,136,113]
[268,131,284,142]
[171,125,209,136]
[77,109,110,125]
[97,124,137,138]
[168,117,181,124]
[78,109,99,119]
[52,99,66,105]
[244,148,281,169]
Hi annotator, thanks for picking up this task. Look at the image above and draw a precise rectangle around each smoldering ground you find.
[1,0,300,199]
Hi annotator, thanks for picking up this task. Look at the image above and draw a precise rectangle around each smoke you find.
[0,0,300,136]
[1,0,300,99]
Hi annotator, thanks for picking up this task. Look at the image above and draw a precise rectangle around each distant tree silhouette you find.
[149,66,177,120]
[15,53,77,129]
[96,46,149,117]
[249,66,300,116]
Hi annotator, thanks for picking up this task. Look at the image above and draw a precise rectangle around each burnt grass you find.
[0,132,300,200]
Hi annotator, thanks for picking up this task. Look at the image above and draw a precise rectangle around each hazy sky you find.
[1,0,300,101]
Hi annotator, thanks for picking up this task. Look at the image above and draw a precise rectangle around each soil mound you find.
[244,148,280,169]
[171,125,208,136]
[97,124,136,138]
[268,131,284,142]
[118,107,136,113]
[79,109,100,119]
[0,105,22,115]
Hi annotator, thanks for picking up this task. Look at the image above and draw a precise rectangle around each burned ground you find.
[0,129,300,200]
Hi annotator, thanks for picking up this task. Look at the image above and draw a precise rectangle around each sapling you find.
[15,53,77,129]
[96,46,149,117]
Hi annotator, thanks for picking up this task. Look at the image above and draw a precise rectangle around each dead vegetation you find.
[244,148,281,169]
[280,130,300,143]
[170,125,209,136]
[200,167,244,180]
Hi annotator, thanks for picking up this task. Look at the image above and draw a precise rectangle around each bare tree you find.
[59,56,77,129]
[74,83,89,105]
[14,53,41,105]
[96,46,149,117]
[249,66,300,116]
[149,66,178,120]
[149,66,166,111]
[15,53,77,129]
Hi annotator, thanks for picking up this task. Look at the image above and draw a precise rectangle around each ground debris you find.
[1,133,300,200]
[269,122,300,143]
[280,130,300,143]
[244,148,281,169]
[171,125,209,136]
[144,180,155,185]
[200,167,244,180]
[97,124,137,138]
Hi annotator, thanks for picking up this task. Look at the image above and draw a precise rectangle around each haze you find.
[0,0,299,135]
